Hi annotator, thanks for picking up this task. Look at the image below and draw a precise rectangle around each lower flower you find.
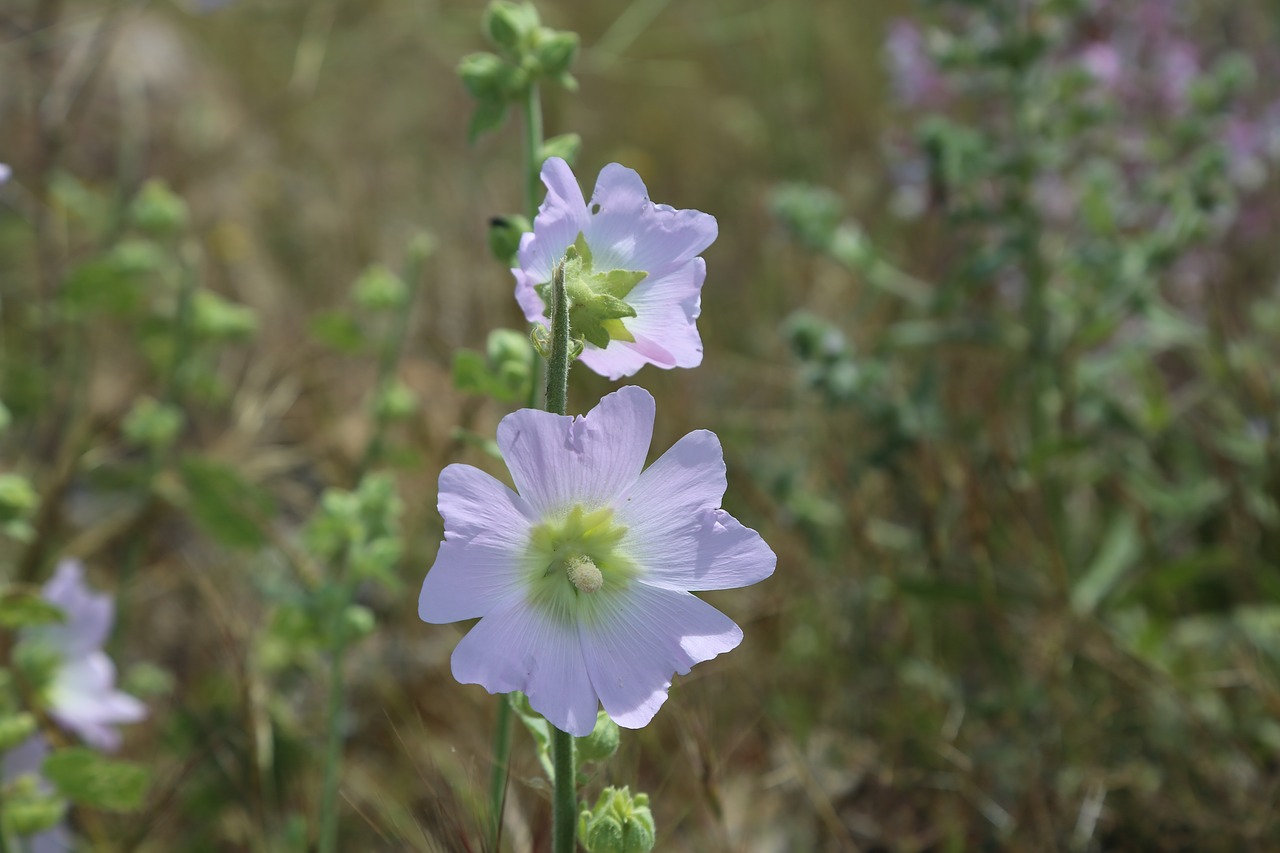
[419,386,775,736]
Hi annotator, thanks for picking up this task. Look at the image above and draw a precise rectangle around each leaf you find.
[178,456,274,549]
[44,748,150,812]
[1072,511,1142,616]
[0,588,65,629]
[309,310,364,353]
[468,98,509,144]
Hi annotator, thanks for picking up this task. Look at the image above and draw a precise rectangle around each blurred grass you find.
[3,0,1280,850]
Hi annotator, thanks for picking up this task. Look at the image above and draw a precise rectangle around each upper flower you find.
[513,158,718,380]
[25,560,146,751]
[419,386,775,736]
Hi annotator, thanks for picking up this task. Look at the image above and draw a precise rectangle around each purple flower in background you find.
[0,163,11,184]
[26,561,146,751]
[419,386,775,736]
[885,20,948,108]
[513,158,717,380]
[2,736,72,853]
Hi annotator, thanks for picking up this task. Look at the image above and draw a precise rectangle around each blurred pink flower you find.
[885,20,948,108]
[513,158,718,380]
[28,561,146,751]
[419,386,775,735]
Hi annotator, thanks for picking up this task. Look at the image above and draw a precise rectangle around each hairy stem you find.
[551,727,577,853]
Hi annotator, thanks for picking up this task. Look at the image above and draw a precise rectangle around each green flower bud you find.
[192,291,258,340]
[0,474,37,524]
[107,239,167,277]
[122,397,185,451]
[484,1,539,55]
[374,381,418,421]
[578,787,655,853]
[575,711,620,764]
[354,264,408,311]
[130,179,188,237]
[5,796,67,838]
[458,52,509,100]
[0,713,37,752]
[342,604,375,642]
[539,133,582,167]
[488,215,531,266]
[533,28,578,77]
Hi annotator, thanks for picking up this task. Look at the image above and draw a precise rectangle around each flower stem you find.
[546,262,570,416]
[317,247,425,853]
[551,727,577,853]
[523,83,544,222]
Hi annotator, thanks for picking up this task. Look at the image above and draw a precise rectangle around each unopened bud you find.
[579,787,655,853]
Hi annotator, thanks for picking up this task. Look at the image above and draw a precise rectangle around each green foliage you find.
[453,328,535,403]
[178,456,275,550]
[43,748,150,812]
[578,787,655,853]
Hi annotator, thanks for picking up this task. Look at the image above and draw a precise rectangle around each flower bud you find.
[130,179,188,238]
[533,28,578,77]
[0,474,37,523]
[488,215,531,265]
[193,291,258,340]
[575,711,619,764]
[353,264,408,311]
[5,796,67,838]
[578,787,655,853]
[458,52,510,100]
[342,604,375,642]
[0,714,37,752]
[374,381,418,421]
[484,1,539,55]
[122,397,185,451]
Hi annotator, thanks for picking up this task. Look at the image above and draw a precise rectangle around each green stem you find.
[523,83,544,222]
[318,246,426,853]
[546,262,570,416]
[488,80,548,851]
[551,727,577,853]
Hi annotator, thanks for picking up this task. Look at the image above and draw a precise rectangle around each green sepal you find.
[535,233,646,350]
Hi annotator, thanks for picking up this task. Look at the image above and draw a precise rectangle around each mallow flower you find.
[2,736,72,853]
[24,560,146,751]
[419,386,774,736]
[513,158,717,380]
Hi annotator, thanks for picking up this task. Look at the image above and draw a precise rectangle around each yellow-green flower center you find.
[525,504,634,621]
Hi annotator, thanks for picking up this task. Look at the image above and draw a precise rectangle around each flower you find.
[513,158,717,380]
[2,736,72,853]
[0,163,10,185]
[419,386,775,736]
[26,560,146,751]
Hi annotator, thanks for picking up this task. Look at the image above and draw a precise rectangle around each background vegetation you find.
[3,0,1280,849]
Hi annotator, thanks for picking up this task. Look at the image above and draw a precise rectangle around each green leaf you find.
[309,310,364,353]
[1071,511,1142,616]
[539,133,581,166]
[178,456,275,549]
[0,588,65,629]
[44,748,150,812]
[468,98,509,144]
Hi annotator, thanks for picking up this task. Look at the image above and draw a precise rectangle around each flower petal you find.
[451,596,599,736]
[49,654,146,751]
[584,166,717,276]
[420,464,538,623]
[513,266,547,325]
[580,584,742,729]
[516,157,589,284]
[616,430,776,590]
[37,560,113,659]
[497,386,655,516]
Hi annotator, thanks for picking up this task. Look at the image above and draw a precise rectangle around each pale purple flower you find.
[2,736,72,853]
[26,560,146,751]
[0,163,10,184]
[885,20,948,108]
[513,158,718,380]
[419,386,775,736]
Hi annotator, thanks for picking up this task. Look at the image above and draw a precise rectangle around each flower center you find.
[525,504,634,619]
